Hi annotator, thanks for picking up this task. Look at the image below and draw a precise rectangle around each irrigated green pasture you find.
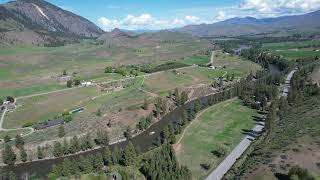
[175,98,257,179]
[262,40,320,60]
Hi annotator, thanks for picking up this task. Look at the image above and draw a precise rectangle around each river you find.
[2,92,225,179]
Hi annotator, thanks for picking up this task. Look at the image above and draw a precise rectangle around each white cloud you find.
[215,11,226,21]
[98,0,320,31]
[185,15,200,23]
[98,14,203,31]
[98,17,120,31]
[240,0,320,15]
[123,14,153,26]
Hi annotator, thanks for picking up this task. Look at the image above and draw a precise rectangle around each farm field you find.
[4,86,104,129]
[0,37,210,99]
[4,77,153,145]
[175,98,258,179]
[143,52,261,95]
[262,40,320,60]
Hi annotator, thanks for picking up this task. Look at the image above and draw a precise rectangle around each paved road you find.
[205,69,297,180]
[282,69,296,97]
[206,122,265,180]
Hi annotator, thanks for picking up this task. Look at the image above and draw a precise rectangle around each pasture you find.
[175,98,257,179]
[0,38,209,98]
[262,40,320,60]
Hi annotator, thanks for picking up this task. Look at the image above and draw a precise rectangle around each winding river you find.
[2,92,224,179]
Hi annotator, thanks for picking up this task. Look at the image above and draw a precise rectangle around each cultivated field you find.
[0,37,210,98]
[262,40,320,60]
[175,98,257,179]
[143,52,260,96]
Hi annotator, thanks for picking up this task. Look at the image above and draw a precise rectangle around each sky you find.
[1,0,320,31]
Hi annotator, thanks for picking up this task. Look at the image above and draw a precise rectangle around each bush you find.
[23,122,34,127]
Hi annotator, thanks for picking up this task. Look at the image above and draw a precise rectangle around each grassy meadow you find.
[262,40,320,60]
[175,98,257,179]
[0,37,209,98]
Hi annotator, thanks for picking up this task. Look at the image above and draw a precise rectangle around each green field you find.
[262,40,320,60]
[175,98,257,179]
[143,66,225,94]
[143,52,260,95]
[178,55,210,65]
[0,37,209,99]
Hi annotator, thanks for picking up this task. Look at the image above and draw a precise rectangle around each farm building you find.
[70,107,85,114]
[33,119,64,130]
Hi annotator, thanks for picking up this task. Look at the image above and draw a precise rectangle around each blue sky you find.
[1,0,320,31]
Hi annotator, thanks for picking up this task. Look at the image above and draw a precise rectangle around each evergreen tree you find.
[8,172,17,180]
[69,136,80,153]
[20,147,27,162]
[37,146,44,159]
[143,98,149,110]
[15,134,24,149]
[180,109,187,126]
[66,80,73,88]
[141,144,191,180]
[168,123,176,144]
[124,126,132,140]
[92,153,104,171]
[161,127,170,144]
[58,125,65,138]
[2,144,16,165]
[53,141,63,157]
[122,141,137,166]
[194,99,201,113]
[103,147,112,165]
[4,135,11,143]
[180,91,188,105]
[62,138,70,155]
[111,146,121,165]
[95,129,109,146]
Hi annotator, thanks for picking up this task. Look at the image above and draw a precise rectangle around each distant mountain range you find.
[176,10,320,37]
[1,0,320,47]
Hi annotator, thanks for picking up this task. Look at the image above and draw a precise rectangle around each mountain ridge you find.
[176,10,320,37]
[0,0,103,38]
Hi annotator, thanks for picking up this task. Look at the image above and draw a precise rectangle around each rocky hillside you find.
[176,10,320,37]
[0,0,103,37]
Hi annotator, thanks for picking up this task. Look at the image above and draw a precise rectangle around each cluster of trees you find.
[136,113,153,131]
[153,97,168,118]
[49,141,139,179]
[0,96,15,106]
[141,143,191,180]
[51,130,109,158]
[2,129,110,165]
[169,88,189,106]
[67,79,81,88]
[105,62,188,77]
[2,134,26,166]
[240,48,290,71]
[238,70,283,110]
[105,65,139,76]
[288,59,320,104]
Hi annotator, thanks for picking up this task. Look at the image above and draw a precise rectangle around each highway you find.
[205,69,297,180]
